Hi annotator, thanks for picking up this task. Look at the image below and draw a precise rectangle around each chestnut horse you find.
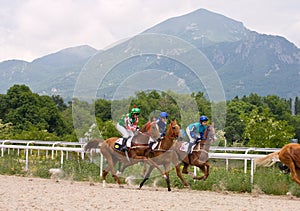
[118,119,189,190]
[256,143,300,186]
[84,121,171,190]
[138,119,189,189]
[138,120,215,189]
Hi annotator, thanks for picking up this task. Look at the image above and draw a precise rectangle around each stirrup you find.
[121,145,128,152]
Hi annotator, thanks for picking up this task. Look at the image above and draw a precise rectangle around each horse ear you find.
[211,122,214,127]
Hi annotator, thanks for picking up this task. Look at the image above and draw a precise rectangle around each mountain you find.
[143,9,300,99]
[0,45,98,100]
[1,9,300,101]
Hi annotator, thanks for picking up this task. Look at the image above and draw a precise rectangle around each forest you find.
[1,84,300,148]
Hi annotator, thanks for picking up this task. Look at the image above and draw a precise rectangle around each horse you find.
[84,120,171,190]
[117,119,189,190]
[138,120,215,190]
[256,143,300,186]
[138,119,190,189]
[169,122,215,180]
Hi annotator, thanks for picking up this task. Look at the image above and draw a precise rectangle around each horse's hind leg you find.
[104,154,122,186]
[182,162,189,174]
[194,162,210,180]
[175,163,189,188]
[102,166,110,187]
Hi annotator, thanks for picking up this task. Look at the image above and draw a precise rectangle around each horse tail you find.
[84,139,104,152]
[256,151,280,167]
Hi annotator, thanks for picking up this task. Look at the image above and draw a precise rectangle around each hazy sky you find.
[1,0,300,62]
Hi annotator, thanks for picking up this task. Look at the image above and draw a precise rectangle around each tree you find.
[223,99,253,145]
[3,85,70,136]
[241,108,295,148]
[0,119,13,139]
[295,96,300,115]
[95,98,112,121]
[51,95,67,111]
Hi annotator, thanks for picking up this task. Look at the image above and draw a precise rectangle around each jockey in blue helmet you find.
[157,111,168,139]
[185,115,208,154]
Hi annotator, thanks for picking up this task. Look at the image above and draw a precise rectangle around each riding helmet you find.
[199,115,208,122]
[160,112,168,118]
[131,105,140,115]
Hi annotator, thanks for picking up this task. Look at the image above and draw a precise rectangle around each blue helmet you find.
[160,112,168,118]
[199,115,208,122]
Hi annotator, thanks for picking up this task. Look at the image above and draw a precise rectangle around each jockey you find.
[185,115,208,154]
[157,111,168,139]
[116,105,140,152]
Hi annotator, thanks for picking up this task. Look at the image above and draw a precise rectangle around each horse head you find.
[139,121,160,140]
[166,119,182,139]
[200,123,216,151]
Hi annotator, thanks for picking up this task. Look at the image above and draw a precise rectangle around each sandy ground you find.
[0,175,299,211]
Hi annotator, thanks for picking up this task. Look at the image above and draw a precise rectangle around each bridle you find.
[166,122,180,139]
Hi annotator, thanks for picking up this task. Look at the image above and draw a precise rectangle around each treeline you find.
[1,84,300,148]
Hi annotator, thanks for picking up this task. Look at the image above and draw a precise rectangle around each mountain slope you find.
[1,9,300,100]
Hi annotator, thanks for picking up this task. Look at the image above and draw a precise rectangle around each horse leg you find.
[142,162,147,177]
[194,162,210,180]
[175,163,189,188]
[139,165,154,190]
[144,158,171,191]
[182,162,189,174]
[105,155,122,186]
[287,161,300,186]
[102,166,110,188]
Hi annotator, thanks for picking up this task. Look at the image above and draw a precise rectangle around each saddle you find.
[113,132,156,152]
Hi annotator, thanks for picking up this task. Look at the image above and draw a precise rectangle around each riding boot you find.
[121,137,128,152]
[187,143,193,154]
[149,141,155,152]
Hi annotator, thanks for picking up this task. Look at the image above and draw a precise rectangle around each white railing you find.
[0,140,281,184]
[0,140,85,171]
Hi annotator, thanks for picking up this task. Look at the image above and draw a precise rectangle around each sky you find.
[1,0,300,62]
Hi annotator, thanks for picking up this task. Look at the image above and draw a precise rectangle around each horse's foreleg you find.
[139,165,154,190]
[142,162,147,177]
[144,158,171,191]
[288,162,300,186]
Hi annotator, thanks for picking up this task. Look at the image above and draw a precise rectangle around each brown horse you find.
[170,122,215,180]
[256,143,300,186]
[138,119,189,189]
[85,121,171,190]
[138,120,215,189]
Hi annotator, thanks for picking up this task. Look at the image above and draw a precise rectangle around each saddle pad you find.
[114,138,123,151]
[179,142,189,152]
[179,142,196,153]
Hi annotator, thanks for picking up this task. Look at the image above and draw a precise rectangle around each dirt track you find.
[0,175,299,210]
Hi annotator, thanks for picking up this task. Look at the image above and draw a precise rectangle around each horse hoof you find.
[162,175,167,179]
[184,185,190,189]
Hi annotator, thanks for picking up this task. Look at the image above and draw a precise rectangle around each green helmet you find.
[131,107,140,115]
